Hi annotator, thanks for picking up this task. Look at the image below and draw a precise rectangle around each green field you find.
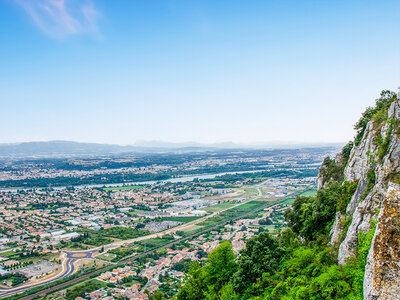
[65,279,107,300]
[203,202,236,212]
[0,250,59,264]
[281,188,317,205]
[243,187,259,199]
[1,251,17,258]
[281,198,296,205]
[299,188,317,197]
[96,253,117,261]
[135,235,175,250]
[159,216,201,223]
[182,224,204,234]
[180,200,269,237]
[103,185,142,191]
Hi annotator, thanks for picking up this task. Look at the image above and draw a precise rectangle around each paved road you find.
[0,250,95,298]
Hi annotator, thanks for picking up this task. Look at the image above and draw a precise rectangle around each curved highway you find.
[0,250,95,298]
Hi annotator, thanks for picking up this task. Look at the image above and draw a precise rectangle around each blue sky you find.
[0,0,399,145]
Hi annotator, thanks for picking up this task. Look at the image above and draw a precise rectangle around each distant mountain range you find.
[0,140,344,158]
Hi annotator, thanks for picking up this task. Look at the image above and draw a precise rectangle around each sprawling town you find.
[0,147,336,299]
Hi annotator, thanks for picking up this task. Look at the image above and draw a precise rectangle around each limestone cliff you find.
[319,92,400,299]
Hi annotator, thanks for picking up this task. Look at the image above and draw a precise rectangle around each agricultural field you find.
[158,216,201,223]
[203,201,236,212]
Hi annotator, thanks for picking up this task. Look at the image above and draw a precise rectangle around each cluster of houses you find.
[72,285,148,300]
[98,266,136,283]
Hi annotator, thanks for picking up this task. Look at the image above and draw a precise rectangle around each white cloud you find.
[14,0,101,38]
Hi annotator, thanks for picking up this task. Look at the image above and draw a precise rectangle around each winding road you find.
[0,250,96,298]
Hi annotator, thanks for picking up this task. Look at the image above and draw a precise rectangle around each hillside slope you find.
[174,90,399,300]
[323,91,400,299]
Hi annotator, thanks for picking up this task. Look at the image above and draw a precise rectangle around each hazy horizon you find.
[1,0,399,145]
[0,139,344,147]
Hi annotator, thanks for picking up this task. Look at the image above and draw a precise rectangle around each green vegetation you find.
[157,216,201,223]
[284,181,344,242]
[203,202,236,212]
[202,169,319,185]
[354,90,398,146]
[232,232,285,292]
[0,272,28,286]
[176,230,364,300]
[375,118,397,160]
[177,241,238,299]
[176,129,382,299]
[336,180,359,214]
[100,227,149,240]
[135,234,175,250]
[344,220,377,296]
[108,246,137,261]
[359,168,376,203]
[318,141,353,188]
[0,172,171,188]
[189,201,267,232]
[96,253,117,261]
[65,279,106,300]
[177,193,373,299]
[388,172,400,185]
[298,188,317,197]
[172,259,193,273]
[72,231,113,246]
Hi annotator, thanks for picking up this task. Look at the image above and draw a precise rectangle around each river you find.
[0,170,265,192]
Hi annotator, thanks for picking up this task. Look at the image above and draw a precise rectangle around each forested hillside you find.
[173,90,400,300]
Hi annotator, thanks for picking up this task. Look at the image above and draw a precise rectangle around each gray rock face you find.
[324,99,400,299]
[337,101,400,266]
[318,148,348,190]
[317,164,327,190]
[344,122,378,183]
[388,100,400,120]
[329,211,344,245]
[364,184,400,300]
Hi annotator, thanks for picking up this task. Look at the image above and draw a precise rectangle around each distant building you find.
[53,232,79,242]
[48,229,66,236]
[210,188,231,195]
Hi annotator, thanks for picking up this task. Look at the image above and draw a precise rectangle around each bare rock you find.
[364,184,400,300]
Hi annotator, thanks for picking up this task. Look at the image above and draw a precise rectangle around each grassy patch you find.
[108,246,137,261]
[135,235,175,250]
[159,216,201,223]
[299,189,317,197]
[281,198,296,205]
[182,225,204,233]
[96,253,117,261]
[180,201,268,237]
[0,251,17,258]
[388,173,400,185]
[65,279,106,300]
[203,202,236,212]
[243,188,259,199]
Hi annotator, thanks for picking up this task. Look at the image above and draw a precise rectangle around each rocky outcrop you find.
[318,147,350,190]
[329,211,345,245]
[320,97,400,299]
[363,184,400,300]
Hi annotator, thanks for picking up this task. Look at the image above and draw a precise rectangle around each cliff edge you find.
[319,91,400,299]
